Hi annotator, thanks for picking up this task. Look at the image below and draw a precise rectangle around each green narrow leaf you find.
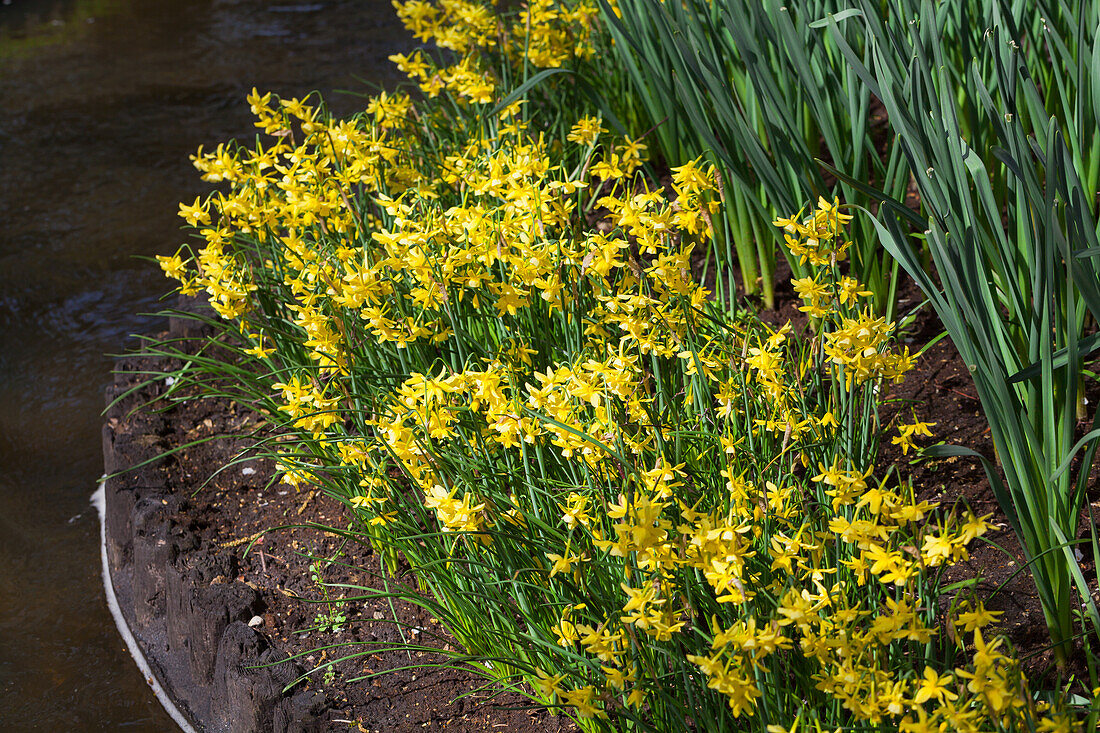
[488,68,573,118]
[808,8,863,29]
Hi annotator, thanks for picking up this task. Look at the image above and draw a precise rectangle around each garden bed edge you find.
[100,322,327,733]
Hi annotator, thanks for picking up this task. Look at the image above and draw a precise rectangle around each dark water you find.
[0,1,408,728]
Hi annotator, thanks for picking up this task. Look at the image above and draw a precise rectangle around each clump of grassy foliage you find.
[145,0,1099,729]
[601,0,908,315]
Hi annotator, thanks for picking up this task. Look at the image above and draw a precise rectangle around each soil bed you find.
[105,324,577,732]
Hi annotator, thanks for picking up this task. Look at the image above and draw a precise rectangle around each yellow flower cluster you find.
[823,309,914,388]
[894,418,937,455]
[391,0,604,106]
[783,199,914,389]
[157,13,1081,723]
[774,196,853,267]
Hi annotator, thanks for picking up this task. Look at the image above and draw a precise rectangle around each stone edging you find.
[101,317,326,733]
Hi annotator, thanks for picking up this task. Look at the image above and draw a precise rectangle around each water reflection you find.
[0,1,408,728]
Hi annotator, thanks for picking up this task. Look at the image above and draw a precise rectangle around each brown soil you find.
[115,336,576,733]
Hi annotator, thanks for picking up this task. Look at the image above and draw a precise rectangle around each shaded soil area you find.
[108,332,576,733]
